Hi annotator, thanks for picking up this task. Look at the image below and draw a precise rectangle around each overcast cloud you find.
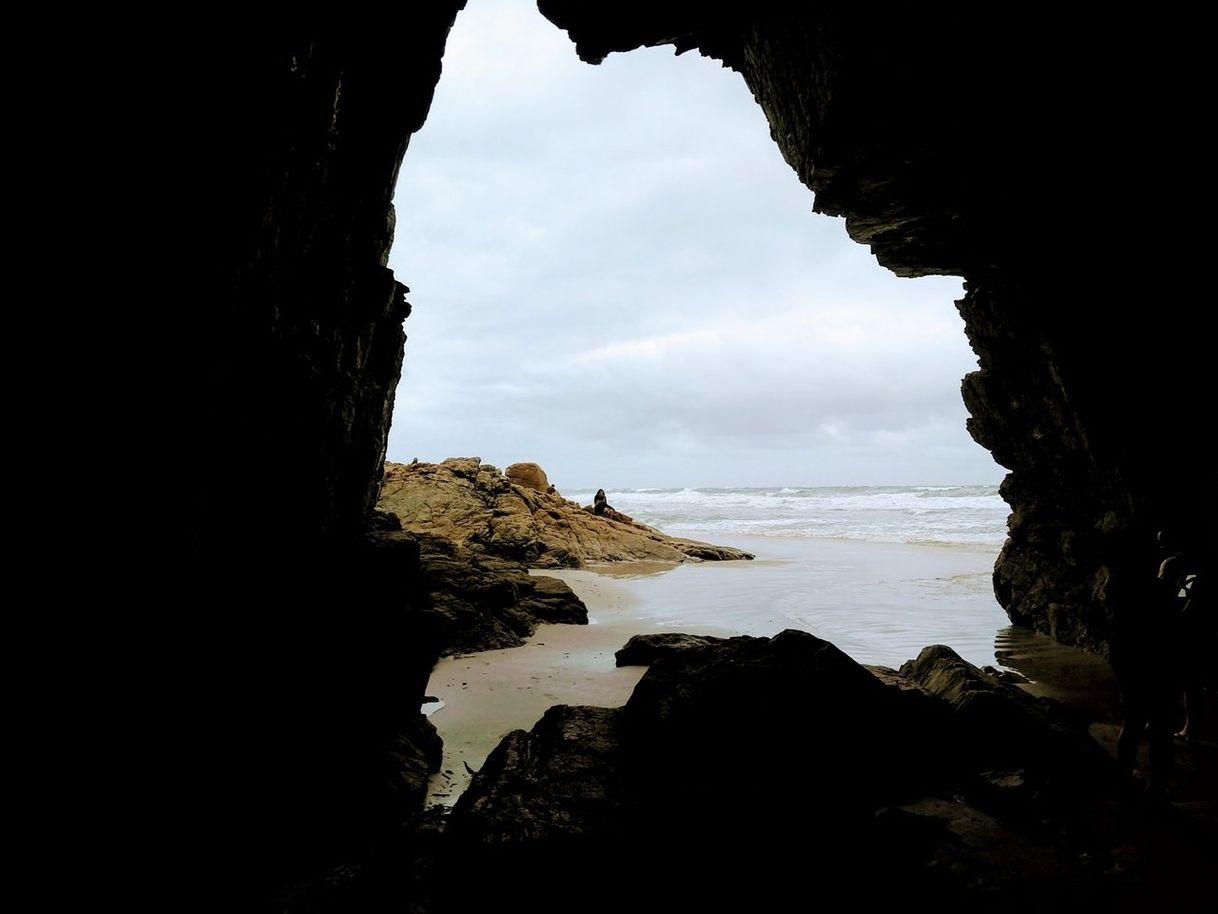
[386,0,1003,488]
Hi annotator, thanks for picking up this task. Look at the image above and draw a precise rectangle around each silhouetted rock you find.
[614,632,728,666]
[378,458,753,566]
[898,644,1114,790]
[443,631,1143,911]
[445,631,952,909]
[452,705,623,844]
[413,532,587,656]
[394,713,444,810]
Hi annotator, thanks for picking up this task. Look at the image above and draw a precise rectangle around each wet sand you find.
[566,534,1010,669]
[424,534,1198,808]
[424,534,1019,806]
[423,573,653,805]
[995,624,1122,723]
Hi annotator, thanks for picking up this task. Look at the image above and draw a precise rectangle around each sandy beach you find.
[423,571,653,805]
[422,533,1073,806]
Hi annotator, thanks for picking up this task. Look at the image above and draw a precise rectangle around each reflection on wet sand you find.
[578,560,684,579]
[995,625,1120,722]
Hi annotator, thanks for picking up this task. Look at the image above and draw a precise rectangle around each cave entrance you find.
[382,0,1009,805]
[387,1,993,491]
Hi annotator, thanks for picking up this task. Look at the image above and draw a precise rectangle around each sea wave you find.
[560,484,1008,547]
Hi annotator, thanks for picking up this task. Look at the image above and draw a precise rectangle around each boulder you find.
[613,632,729,666]
[898,644,1114,788]
[504,462,550,493]
[413,532,587,656]
[444,631,955,910]
[450,705,623,844]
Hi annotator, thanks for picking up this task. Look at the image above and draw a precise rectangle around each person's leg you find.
[1147,688,1175,799]
[1117,689,1149,775]
[1176,679,1195,742]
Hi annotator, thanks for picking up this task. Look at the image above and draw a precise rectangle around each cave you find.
[198,4,1215,909]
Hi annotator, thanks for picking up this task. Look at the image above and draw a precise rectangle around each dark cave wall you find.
[205,21,461,559]
[200,4,1214,904]
[198,11,465,905]
[540,1,1216,654]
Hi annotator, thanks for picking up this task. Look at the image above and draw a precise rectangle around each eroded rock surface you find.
[412,530,588,655]
[378,458,753,568]
[614,632,730,666]
[504,461,550,492]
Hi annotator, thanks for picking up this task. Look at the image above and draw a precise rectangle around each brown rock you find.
[378,459,753,567]
[505,462,550,493]
[412,532,588,656]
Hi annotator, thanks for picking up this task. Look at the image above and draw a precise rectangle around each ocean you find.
[556,483,1014,670]
[562,484,1008,549]
[423,483,1120,807]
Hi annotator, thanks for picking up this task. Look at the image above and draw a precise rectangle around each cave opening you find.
[385,0,994,490]
[205,6,1216,908]
[379,0,1049,808]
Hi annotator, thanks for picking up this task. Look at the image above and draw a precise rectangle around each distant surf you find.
[562,485,1007,548]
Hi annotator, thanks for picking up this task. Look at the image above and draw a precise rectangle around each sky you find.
[385,0,1004,489]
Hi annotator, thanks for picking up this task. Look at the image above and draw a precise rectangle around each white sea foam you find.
[561,484,1008,547]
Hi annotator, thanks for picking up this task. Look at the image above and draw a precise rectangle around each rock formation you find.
[614,631,734,666]
[439,631,1206,911]
[504,461,549,492]
[378,458,753,567]
[197,3,1215,907]
[370,459,749,657]
[410,528,588,655]
[193,16,468,907]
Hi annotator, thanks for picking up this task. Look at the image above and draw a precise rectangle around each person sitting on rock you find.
[590,489,638,525]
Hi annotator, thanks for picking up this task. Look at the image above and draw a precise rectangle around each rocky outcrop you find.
[450,705,623,844]
[376,457,748,655]
[898,644,1113,786]
[394,713,445,812]
[378,458,753,567]
[614,631,730,666]
[189,526,447,910]
[442,631,1149,911]
[412,530,587,655]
